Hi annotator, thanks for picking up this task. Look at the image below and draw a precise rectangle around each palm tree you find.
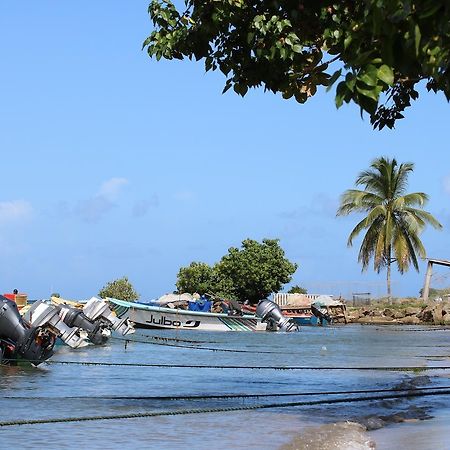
[337,156,442,299]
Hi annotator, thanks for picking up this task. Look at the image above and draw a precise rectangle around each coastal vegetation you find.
[98,276,139,302]
[176,238,297,304]
[145,1,450,129]
[337,156,442,299]
[288,284,308,294]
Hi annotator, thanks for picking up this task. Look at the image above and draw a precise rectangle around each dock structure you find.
[422,258,450,302]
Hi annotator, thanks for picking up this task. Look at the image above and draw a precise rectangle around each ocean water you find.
[1,324,450,449]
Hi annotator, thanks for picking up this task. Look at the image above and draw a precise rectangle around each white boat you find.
[107,298,267,332]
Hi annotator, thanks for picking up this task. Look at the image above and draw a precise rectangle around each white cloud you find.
[77,177,128,223]
[132,195,159,218]
[98,177,128,201]
[0,200,33,224]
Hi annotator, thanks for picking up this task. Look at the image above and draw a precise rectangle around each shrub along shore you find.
[346,299,450,325]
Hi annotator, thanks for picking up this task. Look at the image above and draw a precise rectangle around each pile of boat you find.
[107,296,299,332]
[0,292,134,366]
[106,293,347,331]
[0,290,347,365]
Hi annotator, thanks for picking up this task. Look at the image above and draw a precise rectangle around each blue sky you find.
[0,1,449,300]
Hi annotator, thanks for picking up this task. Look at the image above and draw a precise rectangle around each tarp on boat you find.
[155,293,193,305]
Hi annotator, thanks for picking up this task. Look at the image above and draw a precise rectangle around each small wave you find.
[280,421,375,450]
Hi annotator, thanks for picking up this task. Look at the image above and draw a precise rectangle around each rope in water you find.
[113,336,282,353]
[3,359,450,370]
[130,334,219,344]
[1,388,449,427]
[3,385,450,401]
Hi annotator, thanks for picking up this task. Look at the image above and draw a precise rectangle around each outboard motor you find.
[0,296,56,365]
[56,297,134,345]
[256,299,299,332]
[28,301,88,348]
[57,305,109,345]
[84,297,134,336]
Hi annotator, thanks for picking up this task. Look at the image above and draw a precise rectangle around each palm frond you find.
[337,190,383,215]
[364,204,386,227]
[393,162,414,196]
[401,192,429,207]
[405,208,443,230]
[392,231,410,274]
[385,210,394,246]
[347,217,370,246]
[374,223,387,271]
[357,218,384,271]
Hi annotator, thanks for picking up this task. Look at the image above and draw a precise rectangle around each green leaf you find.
[345,73,356,92]
[356,84,379,102]
[335,81,347,108]
[233,83,248,96]
[415,24,421,56]
[292,45,302,53]
[358,66,378,87]
[142,36,152,50]
[326,69,342,91]
[344,35,352,50]
[377,65,394,85]
[222,80,232,94]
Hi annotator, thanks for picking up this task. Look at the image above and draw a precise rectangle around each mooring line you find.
[1,389,449,428]
[130,334,219,344]
[3,359,449,371]
[112,336,280,353]
[3,385,450,401]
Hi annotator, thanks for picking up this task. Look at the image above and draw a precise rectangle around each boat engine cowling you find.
[57,306,109,345]
[0,296,55,364]
[56,297,134,345]
[83,297,135,336]
[256,299,299,332]
[29,301,88,348]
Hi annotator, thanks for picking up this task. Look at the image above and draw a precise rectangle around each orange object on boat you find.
[3,293,28,308]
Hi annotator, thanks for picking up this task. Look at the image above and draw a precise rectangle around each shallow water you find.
[1,325,450,449]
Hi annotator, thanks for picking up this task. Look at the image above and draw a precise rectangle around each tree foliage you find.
[288,284,308,294]
[176,261,215,294]
[98,276,139,302]
[337,156,442,296]
[145,1,450,130]
[175,238,297,303]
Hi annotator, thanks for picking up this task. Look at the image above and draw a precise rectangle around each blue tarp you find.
[188,299,212,312]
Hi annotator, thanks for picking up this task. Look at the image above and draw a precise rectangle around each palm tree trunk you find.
[386,245,392,304]
[387,262,392,304]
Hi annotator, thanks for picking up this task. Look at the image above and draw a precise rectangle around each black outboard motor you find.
[0,296,55,364]
[256,299,299,332]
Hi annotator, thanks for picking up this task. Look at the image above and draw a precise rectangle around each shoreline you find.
[345,299,450,326]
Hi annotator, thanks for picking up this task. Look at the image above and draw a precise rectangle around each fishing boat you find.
[271,293,347,325]
[108,297,267,332]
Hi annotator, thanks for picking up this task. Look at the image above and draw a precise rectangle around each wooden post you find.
[422,261,433,302]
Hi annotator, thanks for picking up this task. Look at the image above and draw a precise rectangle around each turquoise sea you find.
[1,325,450,449]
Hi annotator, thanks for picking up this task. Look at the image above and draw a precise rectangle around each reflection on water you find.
[0,325,449,449]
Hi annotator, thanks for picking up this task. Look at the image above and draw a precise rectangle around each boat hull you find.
[108,299,265,332]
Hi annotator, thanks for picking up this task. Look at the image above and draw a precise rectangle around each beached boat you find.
[271,293,347,325]
[108,298,267,332]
